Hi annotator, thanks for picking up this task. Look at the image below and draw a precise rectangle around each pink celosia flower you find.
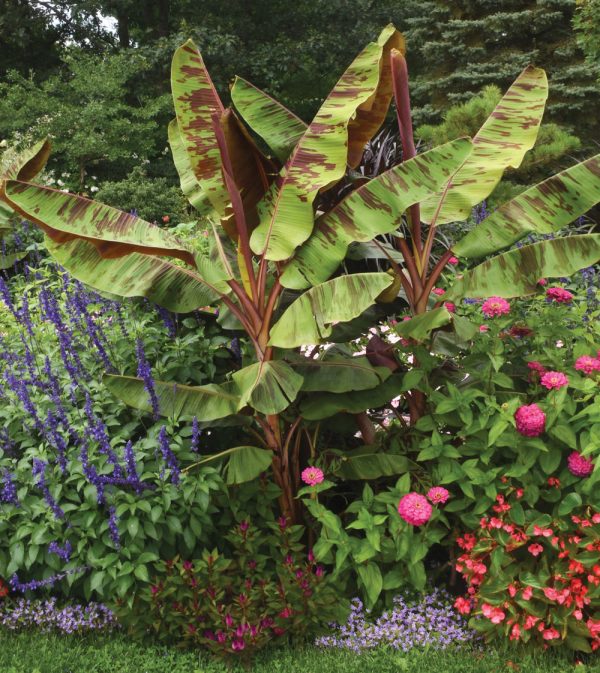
[479,324,489,333]
[397,492,432,526]
[448,256,459,265]
[567,451,594,478]
[427,486,450,505]
[432,287,445,296]
[575,355,600,375]
[540,371,569,390]
[546,287,573,303]
[537,278,547,286]
[514,403,546,437]
[481,296,510,318]
[528,543,544,557]
[301,466,324,486]
[444,302,456,313]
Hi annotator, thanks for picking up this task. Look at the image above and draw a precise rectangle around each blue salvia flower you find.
[158,425,180,485]
[155,305,177,338]
[135,338,159,420]
[32,459,65,520]
[0,469,19,506]
[48,540,72,562]
[79,442,105,504]
[17,291,34,338]
[10,566,88,593]
[112,301,130,340]
[0,276,17,318]
[83,393,123,477]
[4,372,45,434]
[230,337,242,363]
[107,506,121,549]
[191,416,201,453]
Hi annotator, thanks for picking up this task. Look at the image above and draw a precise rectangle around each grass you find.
[0,631,599,673]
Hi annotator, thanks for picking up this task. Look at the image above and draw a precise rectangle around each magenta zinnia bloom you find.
[546,287,573,303]
[515,403,546,437]
[575,355,600,375]
[540,371,569,390]
[397,493,432,526]
[481,296,510,318]
[427,486,450,505]
[567,451,594,478]
[301,466,324,486]
[444,302,456,313]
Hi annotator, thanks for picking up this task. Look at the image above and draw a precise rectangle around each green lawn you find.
[0,631,598,673]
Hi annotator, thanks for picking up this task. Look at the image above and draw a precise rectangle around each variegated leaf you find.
[447,235,600,300]
[232,360,304,415]
[46,237,226,312]
[104,375,240,422]
[1,138,51,181]
[4,181,195,265]
[168,119,215,216]
[281,138,472,290]
[453,154,600,258]
[171,39,228,215]
[251,25,404,261]
[231,76,307,163]
[269,273,393,348]
[395,307,453,341]
[420,66,548,225]
[0,251,26,270]
[294,354,391,393]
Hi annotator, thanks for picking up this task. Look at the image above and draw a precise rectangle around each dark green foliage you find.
[403,0,600,147]
[573,0,600,66]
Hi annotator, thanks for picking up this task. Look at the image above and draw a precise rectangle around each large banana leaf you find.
[335,450,409,479]
[231,77,307,163]
[295,354,391,393]
[420,66,548,225]
[188,446,272,484]
[104,375,241,422]
[395,307,453,341]
[281,138,473,290]
[3,181,195,265]
[250,25,404,261]
[447,235,600,300]
[453,154,600,258]
[167,119,215,216]
[1,138,51,181]
[300,373,405,420]
[171,40,228,215]
[0,251,26,270]
[269,273,393,348]
[46,237,225,312]
[232,360,304,415]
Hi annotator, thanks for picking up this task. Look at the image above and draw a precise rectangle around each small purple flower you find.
[136,338,159,420]
[158,425,180,485]
[107,506,121,549]
[0,469,19,506]
[48,541,72,562]
[191,416,201,453]
[32,459,65,520]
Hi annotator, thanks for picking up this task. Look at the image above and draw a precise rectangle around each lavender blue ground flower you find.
[0,597,117,634]
[315,589,477,653]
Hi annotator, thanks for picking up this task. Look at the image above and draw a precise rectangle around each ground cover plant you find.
[1,20,600,666]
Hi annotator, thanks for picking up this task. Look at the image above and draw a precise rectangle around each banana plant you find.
[3,27,600,521]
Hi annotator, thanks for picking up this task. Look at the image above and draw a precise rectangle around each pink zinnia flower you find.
[397,492,432,526]
[540,371,569,390]
[444,302,456,313]
[481,296,510,318]
[479,324,489,333]
[527,361,546,376]
[537,278,547,286]
[546,287,573,303]
[448,256,459,265]
[514,403,546,437]
[567,451,594,478]
[301,466,324,486]
[432,287,445,296]
[427,486,450,505]
[575,355,600,375]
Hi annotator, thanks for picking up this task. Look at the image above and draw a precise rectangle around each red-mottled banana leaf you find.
[447,235,600,299]
[453,154,600,258]
[420,66,548,225]
[280,138,473,290]
[231,76,307,163]
[3,181,195,266]
[250,25,404,261]
[232,360,304,415]
[1,138,51,181]
[269,273,393,348]
[46,237,227,312]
